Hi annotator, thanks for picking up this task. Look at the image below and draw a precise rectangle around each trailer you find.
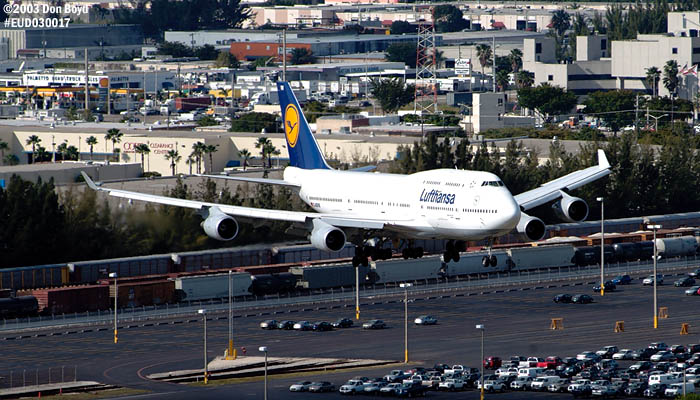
[173,272,252,302]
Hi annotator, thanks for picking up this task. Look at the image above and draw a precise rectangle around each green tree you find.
[204,144,219,172]
[165,149,181,175]
[195,44,218,60]
[515,70,534,89]
[390,20,416,34]
[229,112,279,133]
[255,137,271,168]
[663,60,680,97]
[214,51,240,68]
[134,143,150,172]
[26,135,41,163]
[104,128,123,161]
[646,66,661,97]
[0,140,8,164]
[157,41,193,57]
[3,154,18,165]
[263,142,277,168]
[385,42,417,68]
[370,78,415,113]
[289,48,316,65]
[517,84,577,121]
[252,56,275,70]
[550,9,571,36]
[238,148,251,170]
[476,44,492,74]
[196,115,218,127]
[583,90,637,132]
[85,136,98,160]
[508,49,523,73]
[495,69,510,92]
[433,4,469,33]
[302,101,329,123]
[191,141,206,173]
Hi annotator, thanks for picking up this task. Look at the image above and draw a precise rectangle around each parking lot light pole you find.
[400,283,412,363]
[597,197,605,296]
[355,266,360,320]
[476,324,485,400]
[108,273,117,344]
[259,346,268,400]
[647,224,661,329]
[227,270,236,360]
[198,309,208,384]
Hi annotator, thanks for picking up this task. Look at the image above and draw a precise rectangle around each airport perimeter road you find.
[2,272,700,399]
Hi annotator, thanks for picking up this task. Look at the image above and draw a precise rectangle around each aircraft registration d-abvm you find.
[82,82,611,268]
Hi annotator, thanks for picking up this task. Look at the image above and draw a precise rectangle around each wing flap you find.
[195,174,301,188]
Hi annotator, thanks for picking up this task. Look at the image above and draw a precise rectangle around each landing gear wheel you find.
[482,255,490,267]
[352,256,361,268]
[452,252,460,262]
[443,251,453,263]
[361,257,369,267]
[402,248,411,259]
[489,255,498,267]
[416,247,423,258]
[383,248,392,259]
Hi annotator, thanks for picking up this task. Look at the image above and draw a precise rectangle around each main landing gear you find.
[443,240,466,263]
[352,244,393,267]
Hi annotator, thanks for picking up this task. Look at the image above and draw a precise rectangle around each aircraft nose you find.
[502,195,521,229]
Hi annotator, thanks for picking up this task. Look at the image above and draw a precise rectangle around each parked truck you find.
[175,96,211,112]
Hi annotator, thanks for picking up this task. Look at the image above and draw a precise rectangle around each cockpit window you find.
[481,181,504,187]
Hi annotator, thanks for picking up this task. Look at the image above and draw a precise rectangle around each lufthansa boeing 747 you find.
[82,81,611,267]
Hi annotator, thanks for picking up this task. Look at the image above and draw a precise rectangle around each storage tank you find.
[655,236,698,257]
[174,272,252,302]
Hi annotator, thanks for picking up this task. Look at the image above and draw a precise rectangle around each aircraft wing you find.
[195,174,301,188]
[514,149,611,211]
[81,172,411,230]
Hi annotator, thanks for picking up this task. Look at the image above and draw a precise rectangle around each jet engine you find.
[551,191,589,223]
[201,208,239,241]
[309,219,346,252]
[516,213,546,242]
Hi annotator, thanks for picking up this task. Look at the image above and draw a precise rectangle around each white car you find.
[293,321,312,330]
[414,315,437,325]
[496,367,519,378]
[438,378,465,391]
[612,349,635,360]
[685,286,700,295]
[643,274,663,285]
[568,379,592,393]
[576,351,597,360]
[379,383,402,395]
[289,381,313,392]
[665,382,696,396]
[339,380,366,394]
[510,376,534,390]
[477,379,505,392]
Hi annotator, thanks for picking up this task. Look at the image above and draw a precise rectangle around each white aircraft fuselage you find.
[284,166,521,240]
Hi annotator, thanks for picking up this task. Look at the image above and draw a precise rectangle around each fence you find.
[0,366,77,389]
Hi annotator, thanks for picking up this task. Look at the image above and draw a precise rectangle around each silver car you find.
[414,315,438,325]
[685,285,700,295]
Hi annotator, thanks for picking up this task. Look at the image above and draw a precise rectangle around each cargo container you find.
[175,97,211,112]
[655,236,698,258]
[174,272,251,302]
[290,265,368,289]
[109,280,175,308]
[18,285,110,314]
[506,245,574,270]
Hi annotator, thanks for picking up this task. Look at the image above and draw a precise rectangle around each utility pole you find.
[492,36,496,93]
[84,49,89,112]
[282,29,287,82]
[634,94,639,139]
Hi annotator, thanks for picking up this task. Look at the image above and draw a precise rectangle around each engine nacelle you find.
[516,212,547,242]
[309,219,346,252]
[551,191,589,223]
[201,207,239,241]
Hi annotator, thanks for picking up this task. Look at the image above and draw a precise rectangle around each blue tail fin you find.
[277,82,331,170]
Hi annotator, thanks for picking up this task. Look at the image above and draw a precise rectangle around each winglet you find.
[81,171,100,190]
[597,150,610,170]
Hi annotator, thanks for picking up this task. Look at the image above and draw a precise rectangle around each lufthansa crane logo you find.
[285,104,300,148]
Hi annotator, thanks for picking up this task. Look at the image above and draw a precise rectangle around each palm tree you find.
[26,135,41,163]
[86,136,98,160]
[263,142,277,168]
[238,148,251,171]
[551,9,571,36]
[476,44,492,74]
[104,128,123,161]
[165,149,181,175]
[4,154,19,166]
[433,49,445,69]
[255,137,271,168]
[663,60,680,97]
[646,66,661,97]
[289,48,316,65]
[134,143,150,173]
[0,140,8,165]
[508,49,523,73]
[186,155,196,175]
[495,70,510,92]
[515,70,535,89]
[57,142,68,161]
[204,144,219,172]
[191,142,207,174]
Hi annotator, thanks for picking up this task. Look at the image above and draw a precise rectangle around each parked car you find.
[260,320,277,329]
[478,379,506,393]
[414,315,437,325]
[643,274,664,285]
[289,381,313,392]
[572,294,593,304]
[689,268,700,277]
[308,381,335,393]
[362,319,386,329]
[611,274,632,285]
[649,342,669,351]
[568,379,592,396]
[675,277,696,287]
[384,370,410,383]
[379,382,402,395]
[643,383,667,398]
[596,346,619,359]
[339,380,367,394]
[277,320,294,330]
[553,294,572,303]
[650,351,675,362]
[293,321,312,331]
[629,361,654,371]
[312,321,333,332]
[593,281,616,292]
[685,286,700,295]
[363,381,387,394]
[438,378,465,391]
[612,349,635,360]
[395,382,427,397]
[548,379,570,393]
[484,356,502,369]
[332,318,353,328]
[624,381,648,396]
[632,348,657,360]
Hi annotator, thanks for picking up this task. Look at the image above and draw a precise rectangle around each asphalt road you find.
[2,270,700,399]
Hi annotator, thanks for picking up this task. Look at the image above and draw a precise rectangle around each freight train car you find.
[0,296,39,318]
[18,285,110,314]
[249,273,297,296]
[173,272,252,302]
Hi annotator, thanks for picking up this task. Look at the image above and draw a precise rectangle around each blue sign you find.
[0,179,5,189]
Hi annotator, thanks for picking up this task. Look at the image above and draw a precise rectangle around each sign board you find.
[455,58,471,75]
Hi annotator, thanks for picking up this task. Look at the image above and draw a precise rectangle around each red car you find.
[537,356,563,369]
[483,356,502,369]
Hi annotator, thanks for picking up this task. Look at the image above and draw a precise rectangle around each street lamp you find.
[198,309,208,384]
[476,324,485,400]
[108,272,117,343]
[597,197,605,296]
[649,113,668,131]
[400,283,412,363]
[647,224,662,329]
[227,270,236,360]
[355,265,360,320]
[259,346,268,400]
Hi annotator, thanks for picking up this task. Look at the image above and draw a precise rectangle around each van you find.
[648,373,681,386]
[517,367,545,378]
[530,376,562,391]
